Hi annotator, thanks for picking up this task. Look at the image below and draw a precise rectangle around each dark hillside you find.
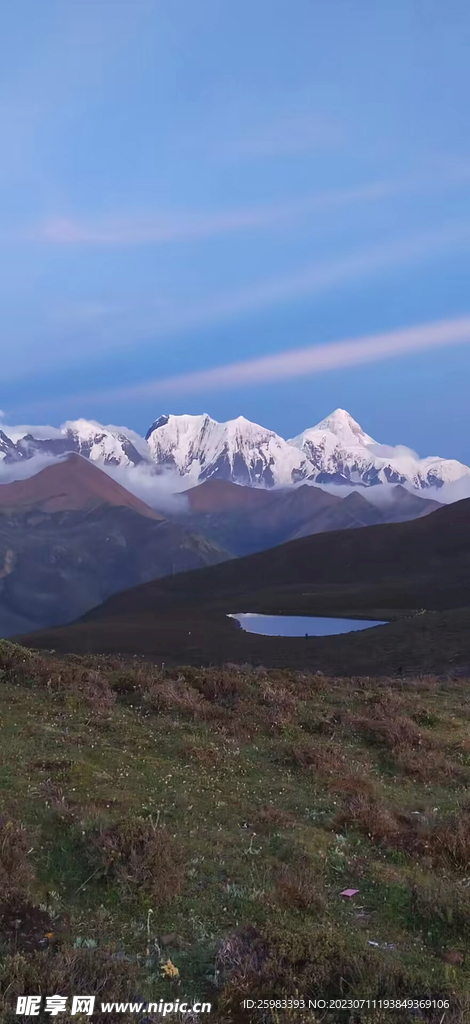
[20,499,470,675]
[70,495,470,618]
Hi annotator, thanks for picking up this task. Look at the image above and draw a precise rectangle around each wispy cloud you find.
[30,185,394,246]
[30,315,470,410]
[165,222,470,330]
[0,444,190,513]
[106,222,470,344]
[0,452,60,484]
[220,112,346,159]
[51,302,126,324]
[29,163,470,247]
[8,219,470,395]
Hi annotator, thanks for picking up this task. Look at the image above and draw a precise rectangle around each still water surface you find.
[229,613,386,636]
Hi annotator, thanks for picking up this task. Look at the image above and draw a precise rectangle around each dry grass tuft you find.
[410,871,470,940]
[0,816,35,892]
[335,793,399,843]
[182,738,222,767]
[89,817,186,902]
[0,947,140,1017]
[143,677,213,720]
[418,813,470,871]
[192,669,251,705]
[0,641,115,712]
[392,744,467,782]
[348,707,430,752]
[254,806,296,832]
[281,737,347,777]
[259,680,299,722]
[215,925,270,990]
[274,861,326,913]
[328,773,377,798]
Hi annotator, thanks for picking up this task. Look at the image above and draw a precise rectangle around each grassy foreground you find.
[0,641,469,1023]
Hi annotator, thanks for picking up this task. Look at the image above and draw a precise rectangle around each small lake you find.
[229,613,386,636]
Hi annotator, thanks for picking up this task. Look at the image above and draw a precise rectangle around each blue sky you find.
[2,0,470,460]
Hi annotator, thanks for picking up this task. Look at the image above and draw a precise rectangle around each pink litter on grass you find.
[340,888,359,898]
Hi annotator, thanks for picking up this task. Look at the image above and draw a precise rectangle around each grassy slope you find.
[0,641,469,1022]
[23,605,470,677]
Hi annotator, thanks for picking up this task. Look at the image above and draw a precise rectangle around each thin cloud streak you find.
[29,164,470,247]
[9,220,470,402]
[149,316,470,396]
[212,111,346,159]
[171,223,470,329]
[31,185,398,245]
[38,315,470,409]
[46,222,470,342]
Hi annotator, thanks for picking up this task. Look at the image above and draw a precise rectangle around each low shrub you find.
[89,817,186,902]
[274,862,326,913]
[0,817,35,892]
[335,794,399,843]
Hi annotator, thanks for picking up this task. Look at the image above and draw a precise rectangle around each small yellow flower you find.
[161,958,179,979]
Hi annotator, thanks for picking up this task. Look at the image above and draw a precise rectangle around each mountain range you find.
[0,451,443,636]
[2,408,469,492]
[1,407,467,640]
[0,453,162,519]
[178,478,442,556]
[0,455,227,637]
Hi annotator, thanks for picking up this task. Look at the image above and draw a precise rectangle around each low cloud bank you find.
[0,452,59,483]
[1,452,469,511]
[100,462,189,514]
[366,442,420,462]
[315,478,470,506]
[0,447,189,514]
[1,423,63,442]
[425,476,470,504]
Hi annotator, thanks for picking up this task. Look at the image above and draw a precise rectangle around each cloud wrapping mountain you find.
[1,408,469,502]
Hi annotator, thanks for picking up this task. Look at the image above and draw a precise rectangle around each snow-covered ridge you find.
[1,409,469,493]
[1,419,150,468]
[146,412,308,487]
[289,409,470,489]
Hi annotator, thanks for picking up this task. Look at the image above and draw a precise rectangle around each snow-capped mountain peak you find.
[289,412,377,486]
[62,419,150,467]
[146,412,308,486]
[290,409,470,489]
[145,413,170,438]
[0,419,150,468]
[1,407,469,495]
[313,408,375,446]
